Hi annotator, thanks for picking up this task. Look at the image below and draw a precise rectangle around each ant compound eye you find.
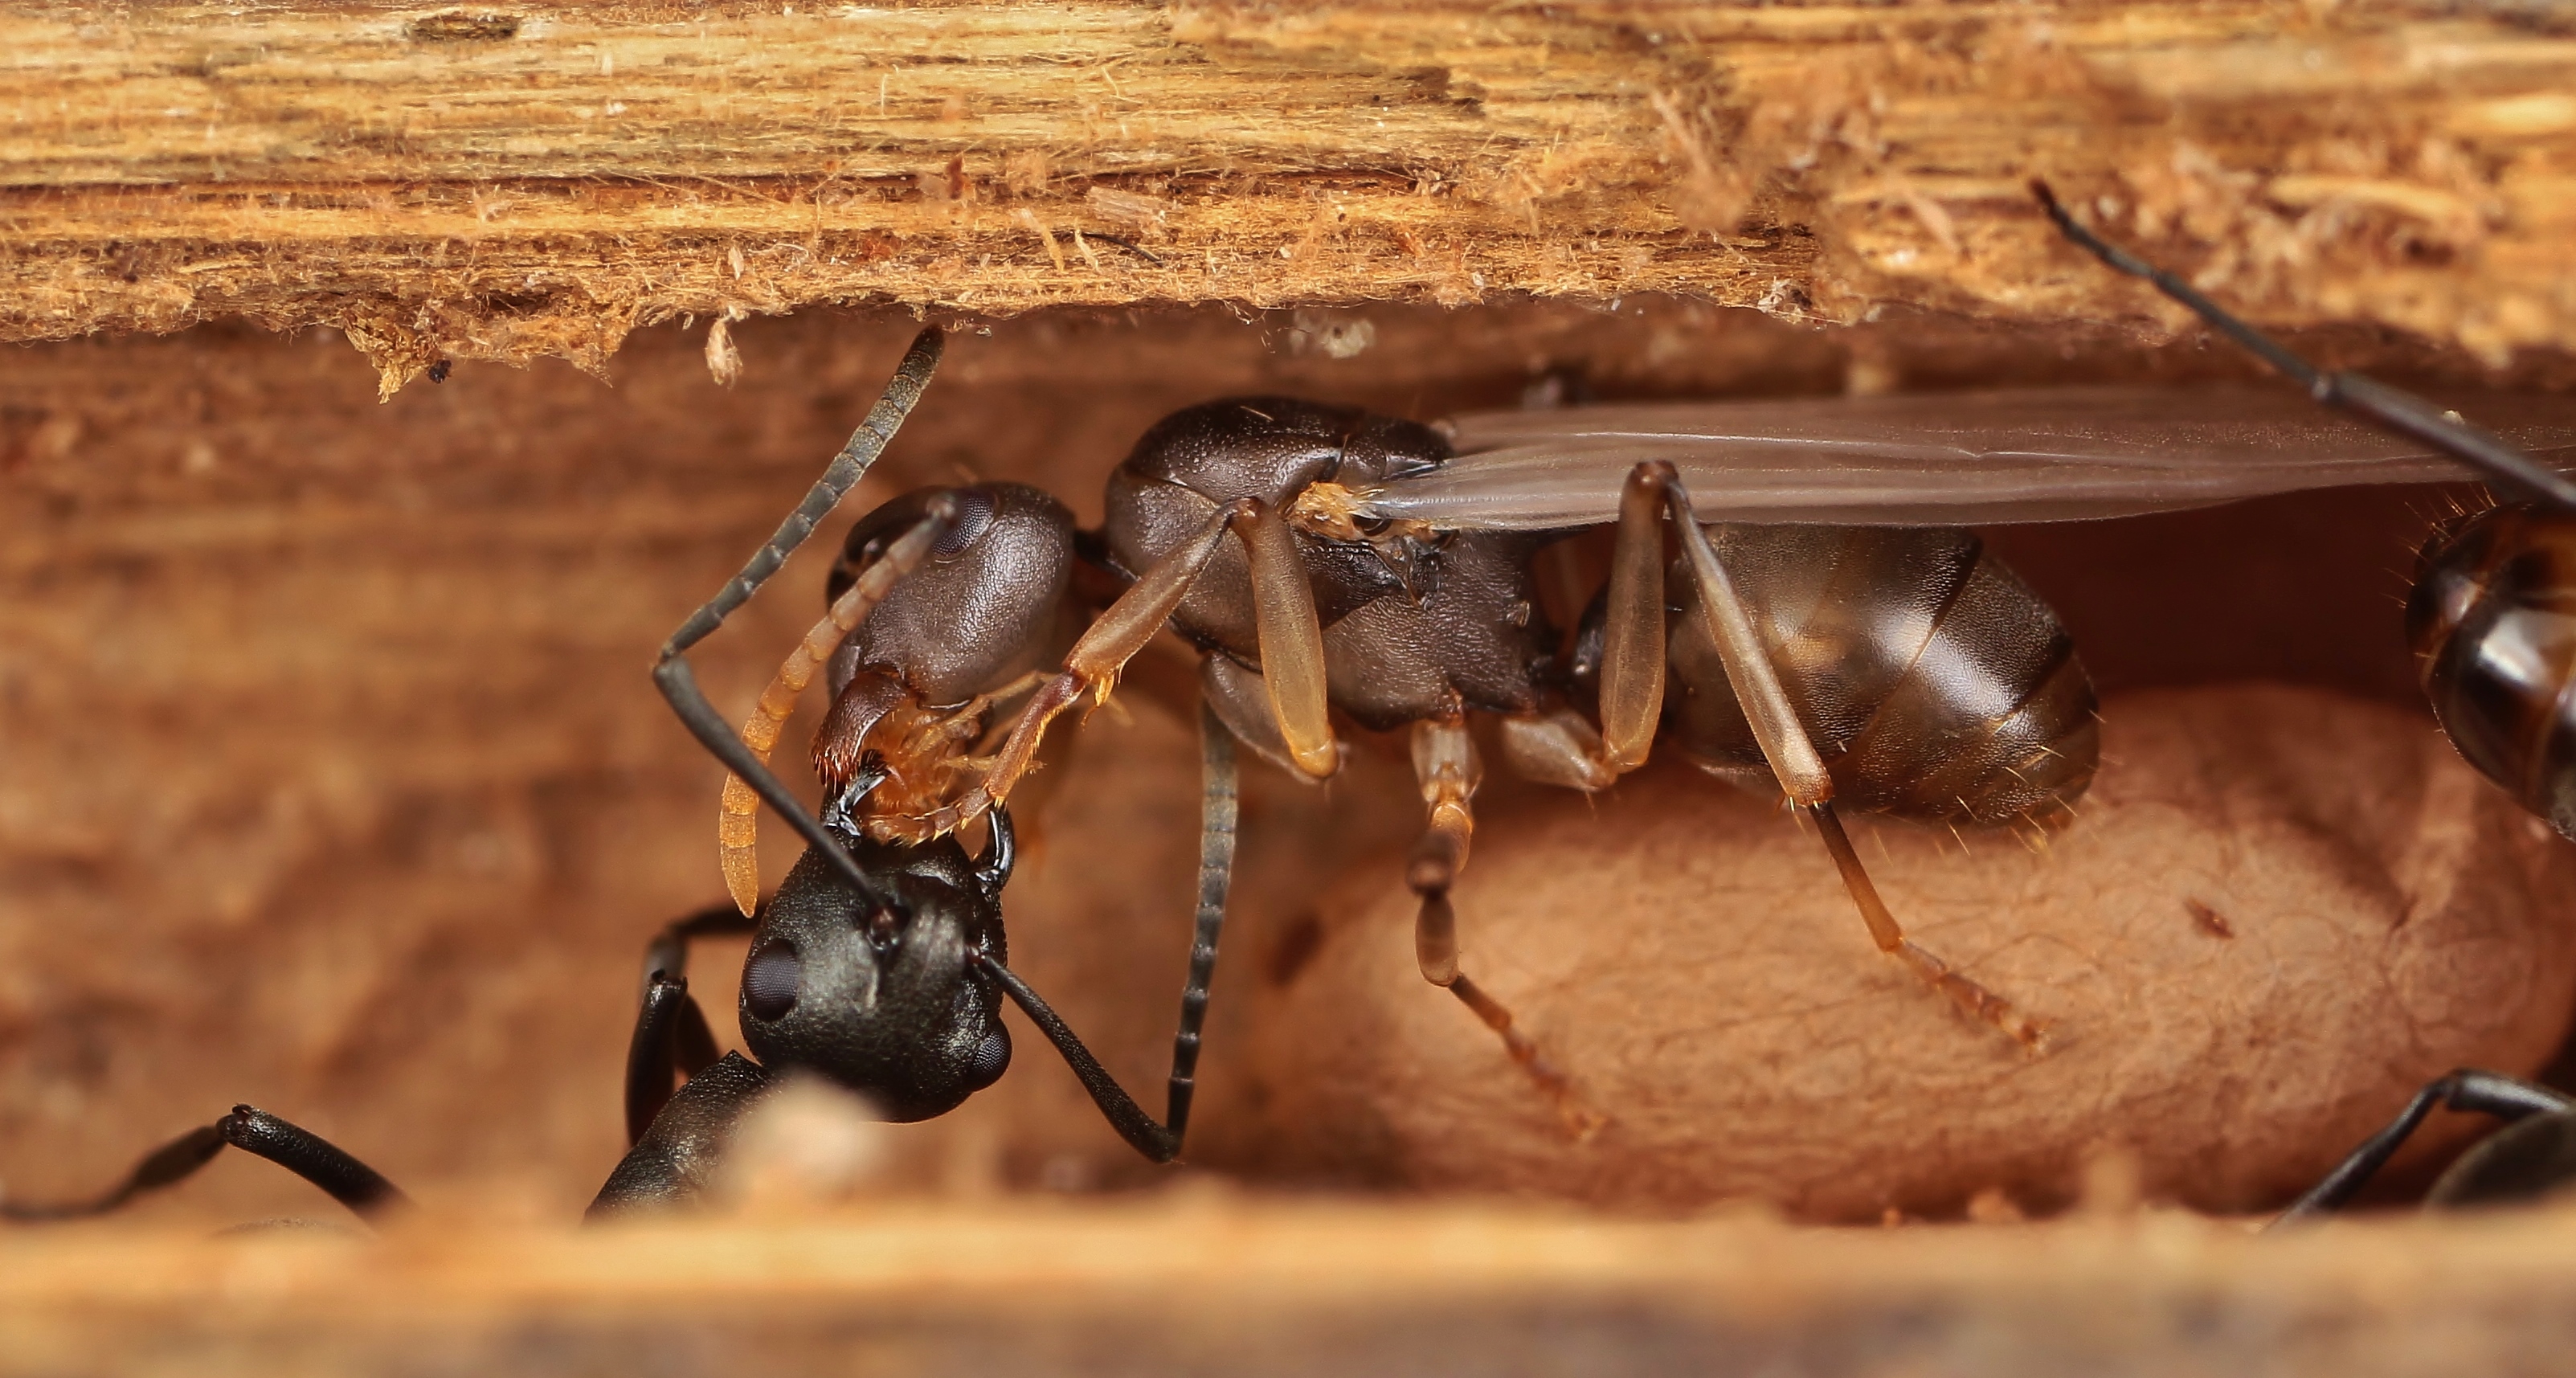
[865,904,904,951]
[743,943,802,1022]
[966,1026,1012,1090]
[931,487,995,558]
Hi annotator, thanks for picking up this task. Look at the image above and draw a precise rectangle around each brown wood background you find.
[9,5,2576,1372]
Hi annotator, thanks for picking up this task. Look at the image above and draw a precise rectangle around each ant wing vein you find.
[1353,386,2576,530]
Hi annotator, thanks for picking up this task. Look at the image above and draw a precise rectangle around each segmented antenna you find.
[2031,181,2576,514]
[652,328,947,909]
[717,496,956,915]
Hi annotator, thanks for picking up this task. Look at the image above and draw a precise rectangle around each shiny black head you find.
[738,821,1015,1122]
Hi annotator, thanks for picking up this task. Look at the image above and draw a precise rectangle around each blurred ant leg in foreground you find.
[0,1108,407,1224]
[2273,1071,2573,1225]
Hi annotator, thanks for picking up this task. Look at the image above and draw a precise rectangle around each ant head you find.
[736,815,1016,1122]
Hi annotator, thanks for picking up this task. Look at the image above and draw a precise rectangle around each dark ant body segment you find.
[2406,504,2576,839]
[1638,525,2097,831]
[591,823,1021,1217]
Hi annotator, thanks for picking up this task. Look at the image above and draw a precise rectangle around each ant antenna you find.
[2030,180,2576,514]
[652,327,947,908]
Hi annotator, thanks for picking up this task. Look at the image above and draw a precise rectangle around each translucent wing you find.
[1348,386,2576,530]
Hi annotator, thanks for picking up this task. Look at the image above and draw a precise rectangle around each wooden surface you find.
[11,10,2576,1366]
[10,1200,2576,1376]
[6,2,2575,393]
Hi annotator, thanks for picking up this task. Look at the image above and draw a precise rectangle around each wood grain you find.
[10,1203,2576,1376]
[5,2,2574,393]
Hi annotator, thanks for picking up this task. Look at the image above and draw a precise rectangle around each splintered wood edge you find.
[6,1200,2576,1373]
[4,2,2574,395]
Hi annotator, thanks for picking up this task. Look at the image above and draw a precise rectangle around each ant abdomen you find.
[1662,525,2100,830]
[2408,503,2576,839]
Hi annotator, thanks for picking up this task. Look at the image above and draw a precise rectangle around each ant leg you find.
[218,1107,411,1217]
[2,1122,226,1221]
[977,956,1180,1163]
[627,903,760,1143]
[715,496,959,914]
[1596,460,1674,774]
[2031,181,2576,513]
[1409,718,1604,1135]
[1,1108,408,1222]
[2271,1070,2573,1226]
[884,496,1313,841]
[625,975,693,1147]
[964,700,1243,1163]
[654,328,943,910]
[628,903,759,1143]
[625,974,730,1148]
[1647,463,2049,1051]
[1496,465,1670,792]
[641,901,763,998]
[1229,499,1338,778]
[1163,698,1240,1143]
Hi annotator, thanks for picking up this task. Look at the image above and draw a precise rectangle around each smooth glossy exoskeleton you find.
[1101,398,1564,753]
[4,329,1233,1226]
[716,480,1076,910]
[599,825,1018,1213]
[1608,525,2098,831]
[2406,505,2576,840]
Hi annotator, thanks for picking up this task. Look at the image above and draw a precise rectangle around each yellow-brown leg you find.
[871,496,1337,844]
[1496,464,1668,792]
[1645,462,2048,1051]
[715,496,955,914]
[1409,718,1605,1135]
